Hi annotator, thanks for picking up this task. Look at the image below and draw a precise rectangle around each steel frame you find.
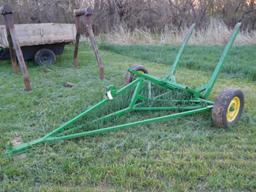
[5,21,241,157]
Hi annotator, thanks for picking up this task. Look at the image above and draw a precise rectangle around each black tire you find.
[212,88,244,128]
[34,48,56,65]
[125,65,148,85]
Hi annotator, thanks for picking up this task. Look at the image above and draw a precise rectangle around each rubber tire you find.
[34,48,56,65]
[125,65,148,85]
[212,88,244,128]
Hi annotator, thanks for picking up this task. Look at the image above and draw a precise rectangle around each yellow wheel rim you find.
[226,96,240,122]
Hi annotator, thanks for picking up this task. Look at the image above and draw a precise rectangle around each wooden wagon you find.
[0,23,76,65]
[0,4,96,91]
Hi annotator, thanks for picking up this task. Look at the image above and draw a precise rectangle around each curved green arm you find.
[203,22,241,98]
[168,23,196,80]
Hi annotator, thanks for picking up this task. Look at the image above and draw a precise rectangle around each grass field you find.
[101,44,256,81]
[0,43,256,191]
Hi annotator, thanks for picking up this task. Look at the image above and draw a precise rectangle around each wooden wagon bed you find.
[0,23,76,48]
[0,4,93,91]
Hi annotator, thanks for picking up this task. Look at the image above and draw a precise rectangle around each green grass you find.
[0,43,256,191]
[100,44,256,81]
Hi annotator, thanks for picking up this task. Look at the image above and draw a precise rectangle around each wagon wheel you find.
[125,65,148,85]
[0,48,3,58]
[212,88,244,128]
[34,48,56,66]
[0,48,10,60]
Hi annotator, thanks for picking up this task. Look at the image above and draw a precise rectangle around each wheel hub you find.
[226,96,240,122]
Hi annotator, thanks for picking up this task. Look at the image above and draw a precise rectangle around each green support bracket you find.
[202,22,241,98]
[167,23,196,81]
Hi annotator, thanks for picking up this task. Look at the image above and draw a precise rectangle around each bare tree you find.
[0,0,255,33]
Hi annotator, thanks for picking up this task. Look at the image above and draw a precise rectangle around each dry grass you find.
[102,19,256,45]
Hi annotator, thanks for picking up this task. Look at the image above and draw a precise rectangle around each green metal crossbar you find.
[202,23,241,98]
[168,23,196,81]
[5,23,241,157]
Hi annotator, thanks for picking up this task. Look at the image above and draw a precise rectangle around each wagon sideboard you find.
[0,23,76,48]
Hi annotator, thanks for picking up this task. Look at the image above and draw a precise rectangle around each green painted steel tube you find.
[134,105,204,111]
[129,79,144,108]
[203,23,241,98]
[45,106,213,142]
[93,108,131,123]
[5,138,45,156]
[130,70,186,90]
[6,106,212,156]
[130,71,201,97]
[115,78,141,94]
[59,108,132,136]
[5,79,141,156]
[169,23,196,78]
[42,78,140,139]
[42,99,108,139]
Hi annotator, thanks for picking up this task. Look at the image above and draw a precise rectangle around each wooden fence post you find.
[74,7,105,81]
[73,16,81,68]
[84,15,105,81]
[1,5,32,91]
